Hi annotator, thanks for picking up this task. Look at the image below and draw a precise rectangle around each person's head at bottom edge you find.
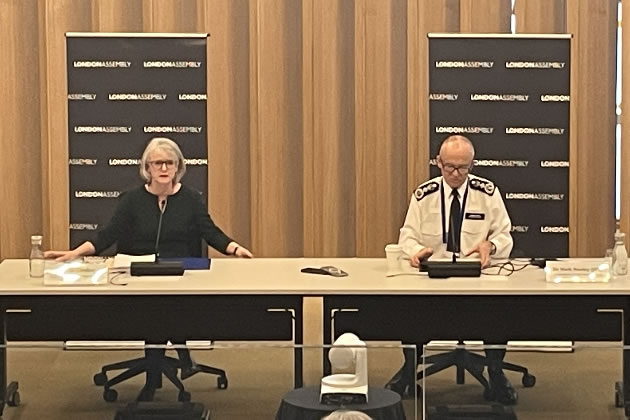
[322,410,373,420]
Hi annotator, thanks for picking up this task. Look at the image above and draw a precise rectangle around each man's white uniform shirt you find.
[398,175,513,259]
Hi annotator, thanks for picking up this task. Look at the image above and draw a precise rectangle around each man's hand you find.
[410,248,434,268]
[465,240,493,268]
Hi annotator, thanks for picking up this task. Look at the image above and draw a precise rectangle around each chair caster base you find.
[93,372,107,386]
[522,373,536,388]
[104,388,118,402]
[178,391,191,402]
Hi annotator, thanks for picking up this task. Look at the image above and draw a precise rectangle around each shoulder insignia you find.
[469,177,495,196]
[414,181,440,201]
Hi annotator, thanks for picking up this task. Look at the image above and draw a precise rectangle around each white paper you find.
[112,253,155,269]
[386,263,427,277]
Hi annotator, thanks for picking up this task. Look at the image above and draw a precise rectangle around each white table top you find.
[1,258,630,296]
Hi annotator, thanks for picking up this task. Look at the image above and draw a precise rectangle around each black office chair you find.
[93,243,228,402]
[418,345,536,400]
[400,250,537,402]
[388,344,535,403]
[93,346,228,402]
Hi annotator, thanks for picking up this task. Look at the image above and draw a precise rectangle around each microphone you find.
[450,224,458,263]
[425,197,482,277]
[427,223,482,278]
[154,199,167,259]
[130,198,184,276]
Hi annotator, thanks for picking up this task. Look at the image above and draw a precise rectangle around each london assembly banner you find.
[428,34,570,258]
[66,33,209,252]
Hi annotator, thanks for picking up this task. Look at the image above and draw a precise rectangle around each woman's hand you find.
[227,242,253,258]
[44,250,79,262]
[44,241,95,262]
[234,246,253,258]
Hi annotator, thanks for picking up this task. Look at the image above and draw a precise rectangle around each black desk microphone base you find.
[130,261,184,276]
[425,261,481,278]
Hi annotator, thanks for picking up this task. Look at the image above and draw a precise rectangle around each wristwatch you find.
[490,241,497,256]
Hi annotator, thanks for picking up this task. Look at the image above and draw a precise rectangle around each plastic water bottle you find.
[29,235,45,278]
[612,228,628,277]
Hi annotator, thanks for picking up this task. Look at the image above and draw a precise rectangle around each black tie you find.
[447,190,461,253]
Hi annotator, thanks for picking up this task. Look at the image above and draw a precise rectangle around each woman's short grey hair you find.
[139,137,187,184]
[321,410,373,420]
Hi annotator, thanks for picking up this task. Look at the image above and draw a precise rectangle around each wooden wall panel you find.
[567,0,617,256]
[460,0,512,33]
[250,0,304,256]
[1,0,624,260]
[304,0,356,257]
[514,0,566,33]
[0,0,42,258]
[92,0,143,31]
[621,0,630,239]
[302,0,315,256]
[40,0,93,252]
[389,0,408,251]
[143,0,199,32]
[354,0,408,256]
[203,0,253,254]
[409,0,460,199]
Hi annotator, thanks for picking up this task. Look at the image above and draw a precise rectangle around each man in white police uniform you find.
[389,135,517,404]
[400,135,512,268]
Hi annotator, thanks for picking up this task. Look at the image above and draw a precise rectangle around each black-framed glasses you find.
[149,160,176,169]
[442,163,472,174]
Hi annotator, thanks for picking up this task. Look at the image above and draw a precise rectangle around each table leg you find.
[294,302,303,388]
[624,306,630,417]
[322,300,332,376]
[0,312,6,416]
[0,311,20,415]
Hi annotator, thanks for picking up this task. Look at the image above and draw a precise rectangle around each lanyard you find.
[440,179,469,244]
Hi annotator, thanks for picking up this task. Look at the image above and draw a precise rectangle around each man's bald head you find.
[437,135,475,188]
[439,135,475,160]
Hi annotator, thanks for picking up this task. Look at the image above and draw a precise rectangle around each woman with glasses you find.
[46,136,253,260]
[45,137,252,401]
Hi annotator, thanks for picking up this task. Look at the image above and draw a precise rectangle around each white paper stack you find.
[111,253,155,270]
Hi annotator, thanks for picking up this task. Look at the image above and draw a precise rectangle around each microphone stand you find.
[425,214,481,278]
[154,199,167,261]
[130,198,184,276]
[450,211,459,263]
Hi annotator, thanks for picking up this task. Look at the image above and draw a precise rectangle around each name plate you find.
[544,260,611,283]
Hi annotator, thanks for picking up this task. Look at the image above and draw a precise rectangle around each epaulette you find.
[414,181,440,201]
[469,176,495,196]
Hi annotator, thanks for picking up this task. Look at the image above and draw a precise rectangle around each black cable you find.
[482,259,533,276]
[109,270,128,285]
